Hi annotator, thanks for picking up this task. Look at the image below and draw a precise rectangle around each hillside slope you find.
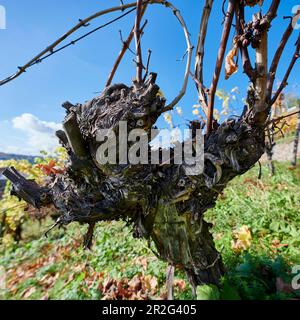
[0,162,299,300]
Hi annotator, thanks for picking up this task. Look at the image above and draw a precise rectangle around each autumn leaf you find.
[225,45,238,80]
[133,257,148,270]
[36,160,64,176]
[102,283,118,300]
[271,239,289,249]
[231,225,252,253]
[174,279,186,291]
[128,275,142,292]
[142,275,158,295]
[102,277,114,293]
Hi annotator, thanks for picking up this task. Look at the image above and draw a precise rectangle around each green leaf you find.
[220,282,241,300]
[196,285,220,300]
[76,272,85,282]
[270,221,280,232]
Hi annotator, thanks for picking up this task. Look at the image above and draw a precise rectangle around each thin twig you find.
[119,30,136,55]
[45,218,62,238]
[265,109,300,127]
[236,2,256,81]
[137,19,149,48]
[206,0,236,135]
[265,0,281,23]
[270,33,300,106]
[159,2,194,113]
[107,31,135,86]
[0,2,143,87]
[0,203,27,215]
[176,50,188,62]
[28,9,137,68]
[195,0,214,108]
[266,20,294,103]
[134,0,144,84]
[204,253,221,269]
[257,160,262,180]
[105,16,148,87]
[143,49,152,81]
[0,0,192,113]
[222,0,227,18]
[189,71,208,117]
[106,4,148,87]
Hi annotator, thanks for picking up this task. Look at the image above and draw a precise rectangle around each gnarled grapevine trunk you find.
[3,0,298,290]
[3,78,265,286]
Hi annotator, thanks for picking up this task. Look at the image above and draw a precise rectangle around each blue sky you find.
[0,0,299,155]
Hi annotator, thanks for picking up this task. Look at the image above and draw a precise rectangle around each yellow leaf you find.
[213,109,220,121]
[222,97,230,110]
[231,225,252,253]
[157,90,165,98]
[176,107,183,116]
[163,112,173,128]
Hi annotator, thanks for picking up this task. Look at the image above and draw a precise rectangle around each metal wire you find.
[0,7,136,85]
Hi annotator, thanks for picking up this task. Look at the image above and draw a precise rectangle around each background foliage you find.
[0,156,299,300]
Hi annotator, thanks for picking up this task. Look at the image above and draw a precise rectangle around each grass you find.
[275,132,296,145]
[0,161,299,300]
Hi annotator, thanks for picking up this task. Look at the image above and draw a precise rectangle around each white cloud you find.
[12,113,61,133]
[2,113,63,155]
